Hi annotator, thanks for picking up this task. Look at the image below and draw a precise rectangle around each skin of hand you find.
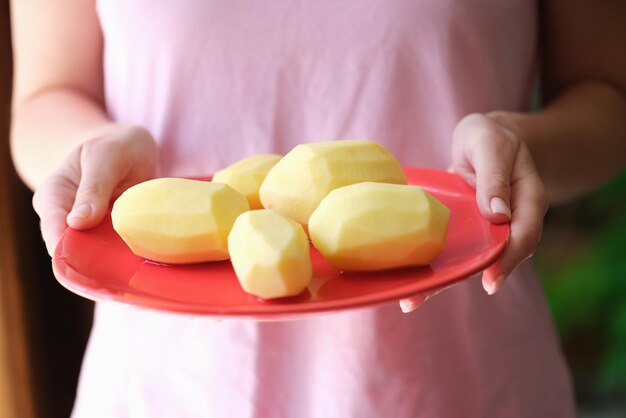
[399,112,549,313]
[32,125,158,256]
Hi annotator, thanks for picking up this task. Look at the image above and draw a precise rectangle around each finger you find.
[452,114,520,223]
[67,144,126,230]
[399,294,429,313]
[399,284,453,313]
[40,208,72,257]
[482,150,548,294]
[32,174,79,256]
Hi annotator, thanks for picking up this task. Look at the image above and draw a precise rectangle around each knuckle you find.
[79,142,103,165]
[78,183,104,198]
[480,173,511,199]
[32,190,44,214]
[81,135,121,159]
[31,177,55,214]
[79,138,99,155]
[113,125,154,152]
[39,210,61,226]
[454,114,488,144]
[124,125,151,141]
[456,113,485,131]
[458,122,520,165]
[475,123,516,147]
[496,132,519,155]
[487,172,510,191]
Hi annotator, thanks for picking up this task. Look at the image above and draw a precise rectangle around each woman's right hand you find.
[33,125,158,256]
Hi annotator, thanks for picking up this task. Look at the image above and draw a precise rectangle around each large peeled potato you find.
[259,140,407,226]
[112,178,250,264]
[228,209,312,299]
[309,182,450,271]
[212,154,282,209]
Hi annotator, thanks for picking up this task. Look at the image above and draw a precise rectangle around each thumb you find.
[66,150,123,230]
[454,114,517,223]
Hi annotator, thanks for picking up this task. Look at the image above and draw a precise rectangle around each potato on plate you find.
[112,178,249,264]
[212,154,282,209]
[259,140,406,227]
[309,182,450,271]
[228,209,312,299]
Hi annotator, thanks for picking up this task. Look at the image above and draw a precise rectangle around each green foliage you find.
[536,171,626,398]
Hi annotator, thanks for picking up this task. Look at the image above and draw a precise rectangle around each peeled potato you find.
[309,182,450,271]
[259,140,407,226]
[212,154,282,209]
[112,178,250,264]
[228,209,312,299]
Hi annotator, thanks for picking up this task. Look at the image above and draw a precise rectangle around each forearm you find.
[10,87,117,190]
[491,80,626,205]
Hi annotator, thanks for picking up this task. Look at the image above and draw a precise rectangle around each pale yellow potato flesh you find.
[212,154,282,209]
[228,209,312,299]
[259,140,407,227]
[309,182,450,271]
[112,178,250,264]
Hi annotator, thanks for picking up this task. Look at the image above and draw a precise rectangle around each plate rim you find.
[52,167,510,319]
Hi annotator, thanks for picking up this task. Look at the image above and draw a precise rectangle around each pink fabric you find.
[72,1,575,417]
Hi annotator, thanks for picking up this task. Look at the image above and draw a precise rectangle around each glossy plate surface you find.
[53,168,509,319]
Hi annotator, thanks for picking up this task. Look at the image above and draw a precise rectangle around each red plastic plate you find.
[52,168,509,319]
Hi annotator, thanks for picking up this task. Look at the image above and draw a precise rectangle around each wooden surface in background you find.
[0,3,34,418]
[0,2,94,417]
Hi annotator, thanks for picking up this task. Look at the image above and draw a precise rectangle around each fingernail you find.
[484,274,505,295]
[490,197,511,218]
[484,280,495,295]
[68,203,92,220]
[400,300,412,313]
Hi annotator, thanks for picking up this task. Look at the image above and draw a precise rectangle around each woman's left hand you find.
[399,112,549,313]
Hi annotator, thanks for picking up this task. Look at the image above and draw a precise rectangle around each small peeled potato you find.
[259,140,407,227]
[309,182,450,271]
[228,209,312,299]
[112,178,250,264]
[212,154,282,209]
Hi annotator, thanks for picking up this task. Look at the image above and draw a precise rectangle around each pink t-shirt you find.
[72,1,575,417]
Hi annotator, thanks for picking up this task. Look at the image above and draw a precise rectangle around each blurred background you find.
[0,2,625,418]
[0,3,94,418]
[537,177,626,417]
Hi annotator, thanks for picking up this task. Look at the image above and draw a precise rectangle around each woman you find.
[10,1,626,416]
